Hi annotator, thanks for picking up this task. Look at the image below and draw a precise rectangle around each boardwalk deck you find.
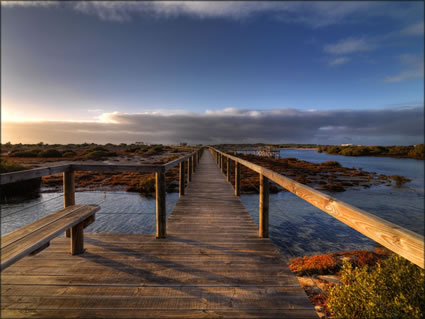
[1,152,317,318]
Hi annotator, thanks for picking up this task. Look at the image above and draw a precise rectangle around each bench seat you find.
[1,205,99,271]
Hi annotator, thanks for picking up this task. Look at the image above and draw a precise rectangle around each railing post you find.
[188,157,193,182]
[259,174,269,238]
[193,154,196,172]
[235,162,240,196]
[64,170,75,238]
[221,155,224,173]
[179,161,185,197]
[227,158,231,182]
[155,168,166,239]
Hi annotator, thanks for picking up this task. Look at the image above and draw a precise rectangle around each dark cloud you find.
[2,107,424,145]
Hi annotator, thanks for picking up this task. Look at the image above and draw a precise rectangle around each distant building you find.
[341,144,353,146]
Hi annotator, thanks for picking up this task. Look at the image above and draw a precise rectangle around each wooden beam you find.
[188,158,192,182]
[63,170,75,238]
[179,161,185,197]
[227,158,231,182]
[70,222,84,255]
[155,169,166,239]
[0,165,69,185]
[235,162,241,197]
[259,174,269,238]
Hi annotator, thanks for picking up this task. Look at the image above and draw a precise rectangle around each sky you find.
[1,1,424,145]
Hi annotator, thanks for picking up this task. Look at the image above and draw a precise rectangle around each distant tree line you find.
[318,144,424,160]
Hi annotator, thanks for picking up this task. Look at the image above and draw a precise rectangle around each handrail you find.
[1,148,204,240]
[210,147,424,268]
[0,150,201,185]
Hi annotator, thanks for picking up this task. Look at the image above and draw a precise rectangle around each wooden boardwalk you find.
[1,152,317,318]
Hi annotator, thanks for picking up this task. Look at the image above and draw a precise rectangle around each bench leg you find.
[70,222,84,255]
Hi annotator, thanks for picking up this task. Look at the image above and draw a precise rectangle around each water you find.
[239,149,424,257]
[1,191,179,235]
[2,150,423,258]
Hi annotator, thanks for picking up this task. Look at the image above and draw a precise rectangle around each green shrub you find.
[62,150,77,157]
[391,175,412,187]
[321,161,341,167]
[0,159,29,173]
[328,255,424,319]
[38,149,62,158]
[9,149,40,157]
[85,150,117,159]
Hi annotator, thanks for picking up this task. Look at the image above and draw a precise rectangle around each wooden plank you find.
[0,165,69,185]
[212,148,425,268]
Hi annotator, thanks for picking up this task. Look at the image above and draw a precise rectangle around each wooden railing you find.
[1,149,204,239]
[209,147,424,269]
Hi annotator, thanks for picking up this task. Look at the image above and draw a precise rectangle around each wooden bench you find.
[1,205,99,271]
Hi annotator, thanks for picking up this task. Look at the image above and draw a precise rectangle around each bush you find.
[327,255,424,319]
[85,150,117,159]
[289,254,339,276]
[0,159,28,173]
[321,161,341,167]
[126,175,156,194]
[62,150,77,157]
[8,149,40,157]
[38,149,62,158]
[391,175,411,187]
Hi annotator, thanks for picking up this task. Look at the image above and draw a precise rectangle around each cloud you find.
[0,1,58,7]
[324,37,375,55]
[400,22,424,36]
[385,54,424,83]
[2,107,423,145]
[328,57,351,66]
[2,1,422,28]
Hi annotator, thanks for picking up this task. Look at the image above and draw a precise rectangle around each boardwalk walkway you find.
[1,152,317,318]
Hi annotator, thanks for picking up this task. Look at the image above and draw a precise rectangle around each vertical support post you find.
[156,169,166,239]
[235,162,240,196]
[259,174,269,238]
[179,161,185,197]
[70,222,84,255]
[64,170,75,238]
[188,157,193,182]
[193,154,196,172]
[221,155,224,172]
[227,158,231,182]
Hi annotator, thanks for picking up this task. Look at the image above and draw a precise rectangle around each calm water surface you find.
[2,150,423,258]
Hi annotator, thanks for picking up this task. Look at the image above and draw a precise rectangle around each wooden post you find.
[193,155,196,172]
[235,162,240,196]
[156,169,166,239]
[227,158,231,182]
[64,170,75,238]
[188,157,193,182]
[70,222,84,255]
[259,174,269,238]
[221,155,224,173]
[179,161,185,197]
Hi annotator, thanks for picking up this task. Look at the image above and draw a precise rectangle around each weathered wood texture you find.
[1,152,316,319]
[63,170,75,238]
[1,205,99,270]
[212,148,425,268]
[155,170,166,239]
